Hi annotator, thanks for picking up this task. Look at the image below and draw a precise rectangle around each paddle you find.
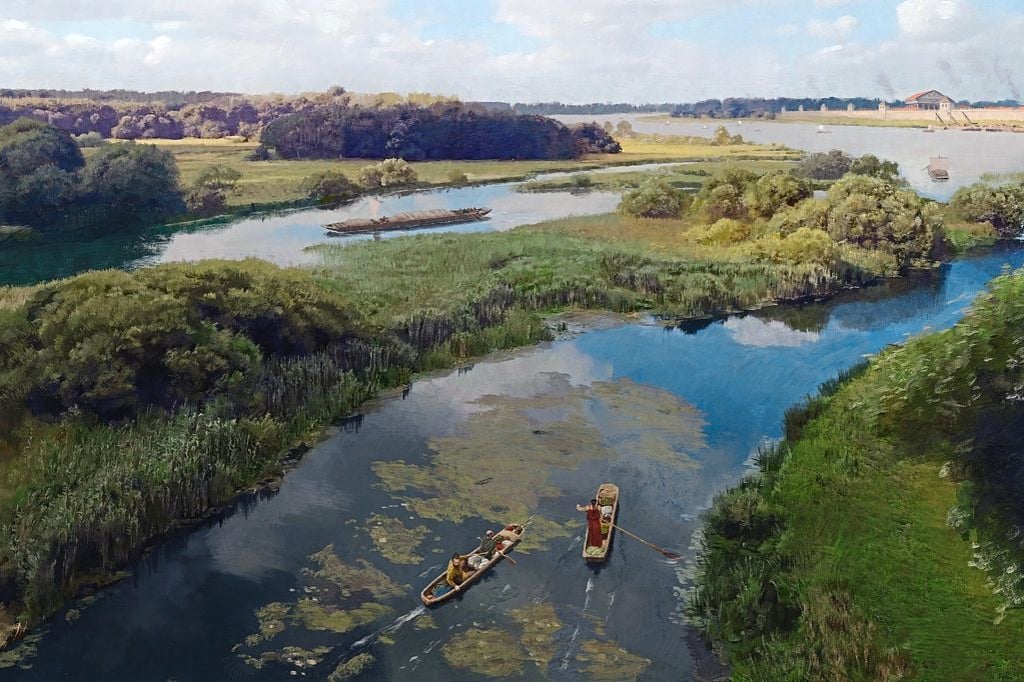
[611,523,682,560]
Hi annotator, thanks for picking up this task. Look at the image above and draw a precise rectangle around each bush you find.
[185,186,227,217]
[796,150,852,180]
[769,198,830,236]
[695,218,750,245]
[702,184,747,222]
[300,171,359,203]
[73,132,108,148]
[245,145,271,161]
[358,158,418,188]
[194,165,241,194]
[754,227,839,266]
[5,261,364,421]
[950,182,1024,240]
[445,169,469,184]
[746,171,813,218]
[710,125,744,146]
[618,179,690,218]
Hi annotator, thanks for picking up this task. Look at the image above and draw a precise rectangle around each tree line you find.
[260,103,620,160]
[0,87,461,142]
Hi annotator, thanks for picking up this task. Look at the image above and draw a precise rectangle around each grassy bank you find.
[693,269,1024,680]
[98,136,800,208]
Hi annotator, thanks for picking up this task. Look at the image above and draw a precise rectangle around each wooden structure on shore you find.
[325,207,491,236]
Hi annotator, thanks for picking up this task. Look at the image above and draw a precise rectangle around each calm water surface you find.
[6,246,1022,681]
[557,114,1024,201]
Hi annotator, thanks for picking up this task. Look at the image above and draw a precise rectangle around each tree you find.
[358,158,418,188]
[615,120,635,138]
[78,143,185,222]
[300,171,359,203]
[618,179,690,218]
[710,125,744,146]
[570,123,622,154]
[0,118,84,225]
[951,183,1024,240]
[796,150,852,180]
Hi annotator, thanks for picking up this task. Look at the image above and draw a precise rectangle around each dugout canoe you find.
[324,207,491,235]
[582,483,619,563]
[420,524,525,606]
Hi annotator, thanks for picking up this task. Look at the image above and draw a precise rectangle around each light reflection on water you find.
[7,246,1024,681]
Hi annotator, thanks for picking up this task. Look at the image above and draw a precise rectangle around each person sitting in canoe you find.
[446,552,467,588]
[576,499,603,548]
[493,524,522,550]
[478,529,499,559]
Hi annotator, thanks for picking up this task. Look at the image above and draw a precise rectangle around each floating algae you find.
[241,546,403,650]
[240,645,331,670]
[0,632,42,670]
[441,628,526,677]
[303,544,406,600]
[413,612,438,630]
[373,374,707,551]
[293,599,391,634]
[328,652,375,681]
[250,602,290,645]
[363,514,429,565]
[511,603,564,670]
[576,639,651,681]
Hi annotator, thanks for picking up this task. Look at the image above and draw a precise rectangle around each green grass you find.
[88,136,800,208]
[517,159,798,194]
[694,271,1024,680]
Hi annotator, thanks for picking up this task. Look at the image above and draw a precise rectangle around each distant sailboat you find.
[817,125,831,134]
[923,125,936,133]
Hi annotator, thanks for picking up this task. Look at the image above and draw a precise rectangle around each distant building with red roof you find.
[905,90,954,110]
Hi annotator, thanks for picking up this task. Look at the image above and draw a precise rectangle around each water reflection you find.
[6,247,1024,681]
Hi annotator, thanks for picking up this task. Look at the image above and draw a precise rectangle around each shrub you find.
[702,183,747,222]
[185,186,227,217]
[245,145,271,161]
[796,150,852,180]
[769,198,830,236]
[358,158,418,188]
[73,132,108,148]
[950,182,1024,240]
[695,218,750,245]
[618,178,690,218]
[746,171,813,218]
[445,169,469,184]
[754,227,839,266]
[300,171,359,203]
[6,261,364,421]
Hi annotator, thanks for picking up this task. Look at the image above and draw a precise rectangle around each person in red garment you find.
[576,498,603,547]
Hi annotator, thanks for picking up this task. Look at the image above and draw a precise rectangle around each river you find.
[555,114,1024,201]
[6,118,1024,287]
[4,245,1022,681]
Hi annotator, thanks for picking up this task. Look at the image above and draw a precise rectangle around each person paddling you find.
[576,498,603,548]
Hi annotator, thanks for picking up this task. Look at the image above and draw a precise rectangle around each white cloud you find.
[0,0,1019,103]
[807,14,858,41]
[897,0,974,41]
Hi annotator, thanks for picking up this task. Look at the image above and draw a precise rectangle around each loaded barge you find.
[324,207,491,235]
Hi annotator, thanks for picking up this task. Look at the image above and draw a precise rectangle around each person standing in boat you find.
[576,498,603,547]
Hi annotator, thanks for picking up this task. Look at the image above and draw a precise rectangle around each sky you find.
[2,0,1023,103]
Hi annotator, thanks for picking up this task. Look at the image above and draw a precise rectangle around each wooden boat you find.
[928,156,950,182]
[420,524,525,606]
[325,207,491,235]
[582,483,619,563]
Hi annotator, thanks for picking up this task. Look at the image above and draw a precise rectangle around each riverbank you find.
[693,266,1024,680]
[134,136,799,209]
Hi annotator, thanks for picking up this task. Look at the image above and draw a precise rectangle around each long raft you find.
[420,524,525,606]
[324,207,491,235]
[583,483,619,563]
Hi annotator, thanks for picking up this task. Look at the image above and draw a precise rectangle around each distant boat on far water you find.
[817,124,831,134]
[928,156,950,182]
